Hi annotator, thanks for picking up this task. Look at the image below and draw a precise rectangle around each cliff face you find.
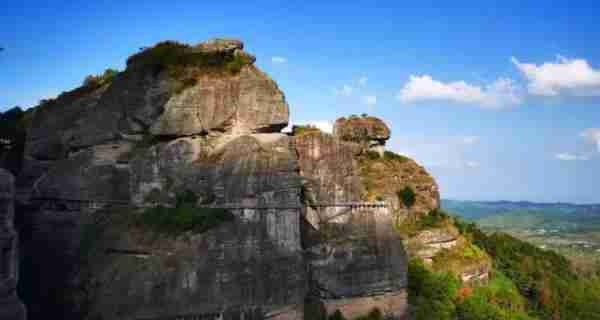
[327,116,489,284]
[0,169,26,320]
[12,39,413,320]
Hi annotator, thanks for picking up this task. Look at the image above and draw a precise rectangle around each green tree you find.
[398,186,416,208]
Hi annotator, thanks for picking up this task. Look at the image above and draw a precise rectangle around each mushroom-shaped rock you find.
[333,115,391,155]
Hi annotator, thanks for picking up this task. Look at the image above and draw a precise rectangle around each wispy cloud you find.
[581,128,600,152]
[335,84,353,96]
[512,56,600,97]
[465,161,480,168]
[271,56,287,64]
[358,76,368,86]
[397,75,522,109]
[461,136,480,145]
[555,153,590,161]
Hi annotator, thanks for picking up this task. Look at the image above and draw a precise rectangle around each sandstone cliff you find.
[2,37,494,319]
[326,116,489,285]
[12,39,411,320]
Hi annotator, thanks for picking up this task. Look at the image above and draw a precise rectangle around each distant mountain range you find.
[442,199,600,221]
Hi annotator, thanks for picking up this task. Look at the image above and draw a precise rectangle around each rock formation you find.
[329,116,489,284]
[6,38,474,320]
[0,169,26,320]
[334,115,390,157]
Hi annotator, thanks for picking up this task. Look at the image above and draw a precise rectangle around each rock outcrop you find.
[329,116,491,285]
[334,115,390,156]
[294,127,409,319]
[14,39,413,320]
[0,169,26,320]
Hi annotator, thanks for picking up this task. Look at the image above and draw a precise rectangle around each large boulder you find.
[0,169,26,320]
[21,38,288,199]
[334,115,390,156]
[149,65,288,136]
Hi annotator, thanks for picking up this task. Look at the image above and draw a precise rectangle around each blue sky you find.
[1,1,599,203]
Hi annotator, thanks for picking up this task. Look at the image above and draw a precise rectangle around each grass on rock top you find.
[292,125,323,136]
[396,208,456,238]
[127,41,253,76]
[126,41,254,94]
[358,150,422,201]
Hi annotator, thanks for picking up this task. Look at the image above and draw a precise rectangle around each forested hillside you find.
[408,212,600,320]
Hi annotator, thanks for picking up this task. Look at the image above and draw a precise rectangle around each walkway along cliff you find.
[3,38,455,320]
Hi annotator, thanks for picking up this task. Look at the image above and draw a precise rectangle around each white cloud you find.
[461,136,480,145]
[512,56,600,96]
[335,84,353,96]
[581,128,600,152]
[555,153,590,161]
[397,75,522,109]
[290,120,334,134]
[271,56,287,64]
[358,77,368,86]
[362,95,377,106]
[465,161,480,168]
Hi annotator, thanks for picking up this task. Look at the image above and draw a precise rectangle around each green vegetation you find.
[397,186,416,208]
[396,208,452,237]
[421,208,452,228]
[408,213,600,319]
[139,190,234,235]
[126,41,253,76]
[292,124,322,136]
[444,199,600,274]
[432,241,490,276]
[125,41,254,94]
[357,149,419,202]
[82,68,120,88]
[409,259,537,320]
[409,259,460,320]
[383,150,410,162]
[363,150,381,160]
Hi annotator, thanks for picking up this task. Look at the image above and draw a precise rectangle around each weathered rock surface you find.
[294,132,363,205]
[149,66,288,136]
[294,130,409,319]
[304,206,408,319]
[405,227,460,262]
[334,115,390,156]
[21,38,288,200]
[358,153,440,216]
[0,169,26,320]
[15,39,417,320]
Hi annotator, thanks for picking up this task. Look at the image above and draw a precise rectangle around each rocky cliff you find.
[0,169,26,320]
[0,37,493,320]
[8,39,416,320]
